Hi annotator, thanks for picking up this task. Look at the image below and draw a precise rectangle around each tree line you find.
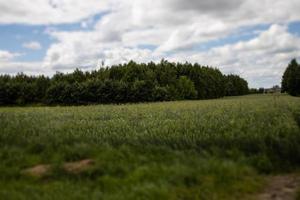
[282,59,300,96]
[0,60,249,105]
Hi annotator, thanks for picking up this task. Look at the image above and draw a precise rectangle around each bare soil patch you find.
[255,174,300,200]
[22,159,95,177]
[63,159,95,174]
[22,164,52,178]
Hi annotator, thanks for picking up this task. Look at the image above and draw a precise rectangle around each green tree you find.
[0,60,250,105]
[177,76,197,99]
[282,59,300,96]
[225,75,249,96]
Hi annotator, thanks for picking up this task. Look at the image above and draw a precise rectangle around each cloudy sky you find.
[0,0,300,88]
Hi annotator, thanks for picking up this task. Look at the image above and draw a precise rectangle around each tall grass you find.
[0,94,299,199]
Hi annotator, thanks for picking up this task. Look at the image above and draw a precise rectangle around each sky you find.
[0,0,300,88]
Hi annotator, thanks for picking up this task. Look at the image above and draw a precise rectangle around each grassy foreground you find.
[0,94,300,199]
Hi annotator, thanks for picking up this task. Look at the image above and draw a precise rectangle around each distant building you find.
[264,85,281,93]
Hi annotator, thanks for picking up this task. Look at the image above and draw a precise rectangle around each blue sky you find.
[0,12,105,62]
[0,0,300,88]
[0,24,52,61]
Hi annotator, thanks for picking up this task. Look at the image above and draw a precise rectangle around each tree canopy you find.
[0,60,249,105]
[282,59,300,96]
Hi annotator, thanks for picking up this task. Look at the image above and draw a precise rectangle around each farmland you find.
[0,94,300,199]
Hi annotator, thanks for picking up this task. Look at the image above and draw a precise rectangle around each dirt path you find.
[22,159,95,178]
[255,174,300,200]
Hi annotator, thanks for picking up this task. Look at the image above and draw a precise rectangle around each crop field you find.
[0,94,300,199]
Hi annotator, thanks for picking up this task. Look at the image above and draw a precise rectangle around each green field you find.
[1,94,300,199]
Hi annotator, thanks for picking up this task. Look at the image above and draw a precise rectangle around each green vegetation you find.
[0,94,300,199]
[0,60,249,106]
[282,58,300,96]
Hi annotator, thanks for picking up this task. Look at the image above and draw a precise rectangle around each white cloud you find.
[22,41,42,50]
[42,24,300,87]
[167,24,300,88]
[1,0,300,87]
[0,61,47,75]
[0,50,15,61]
[0,50,47,75]
[0,0,112,25]
[0,50,20,61]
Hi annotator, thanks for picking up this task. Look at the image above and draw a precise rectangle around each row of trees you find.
[0,60,249,105]
[282,59,300,96]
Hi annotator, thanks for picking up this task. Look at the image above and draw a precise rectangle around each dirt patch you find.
[22,164,52,178]
[63,159,95,174]
[22,159,95,177]
[255,174,300,200]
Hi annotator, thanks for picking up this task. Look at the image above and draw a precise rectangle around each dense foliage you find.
[224,74,249,96]
[0,60,249,105]
[282,59,300,96]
